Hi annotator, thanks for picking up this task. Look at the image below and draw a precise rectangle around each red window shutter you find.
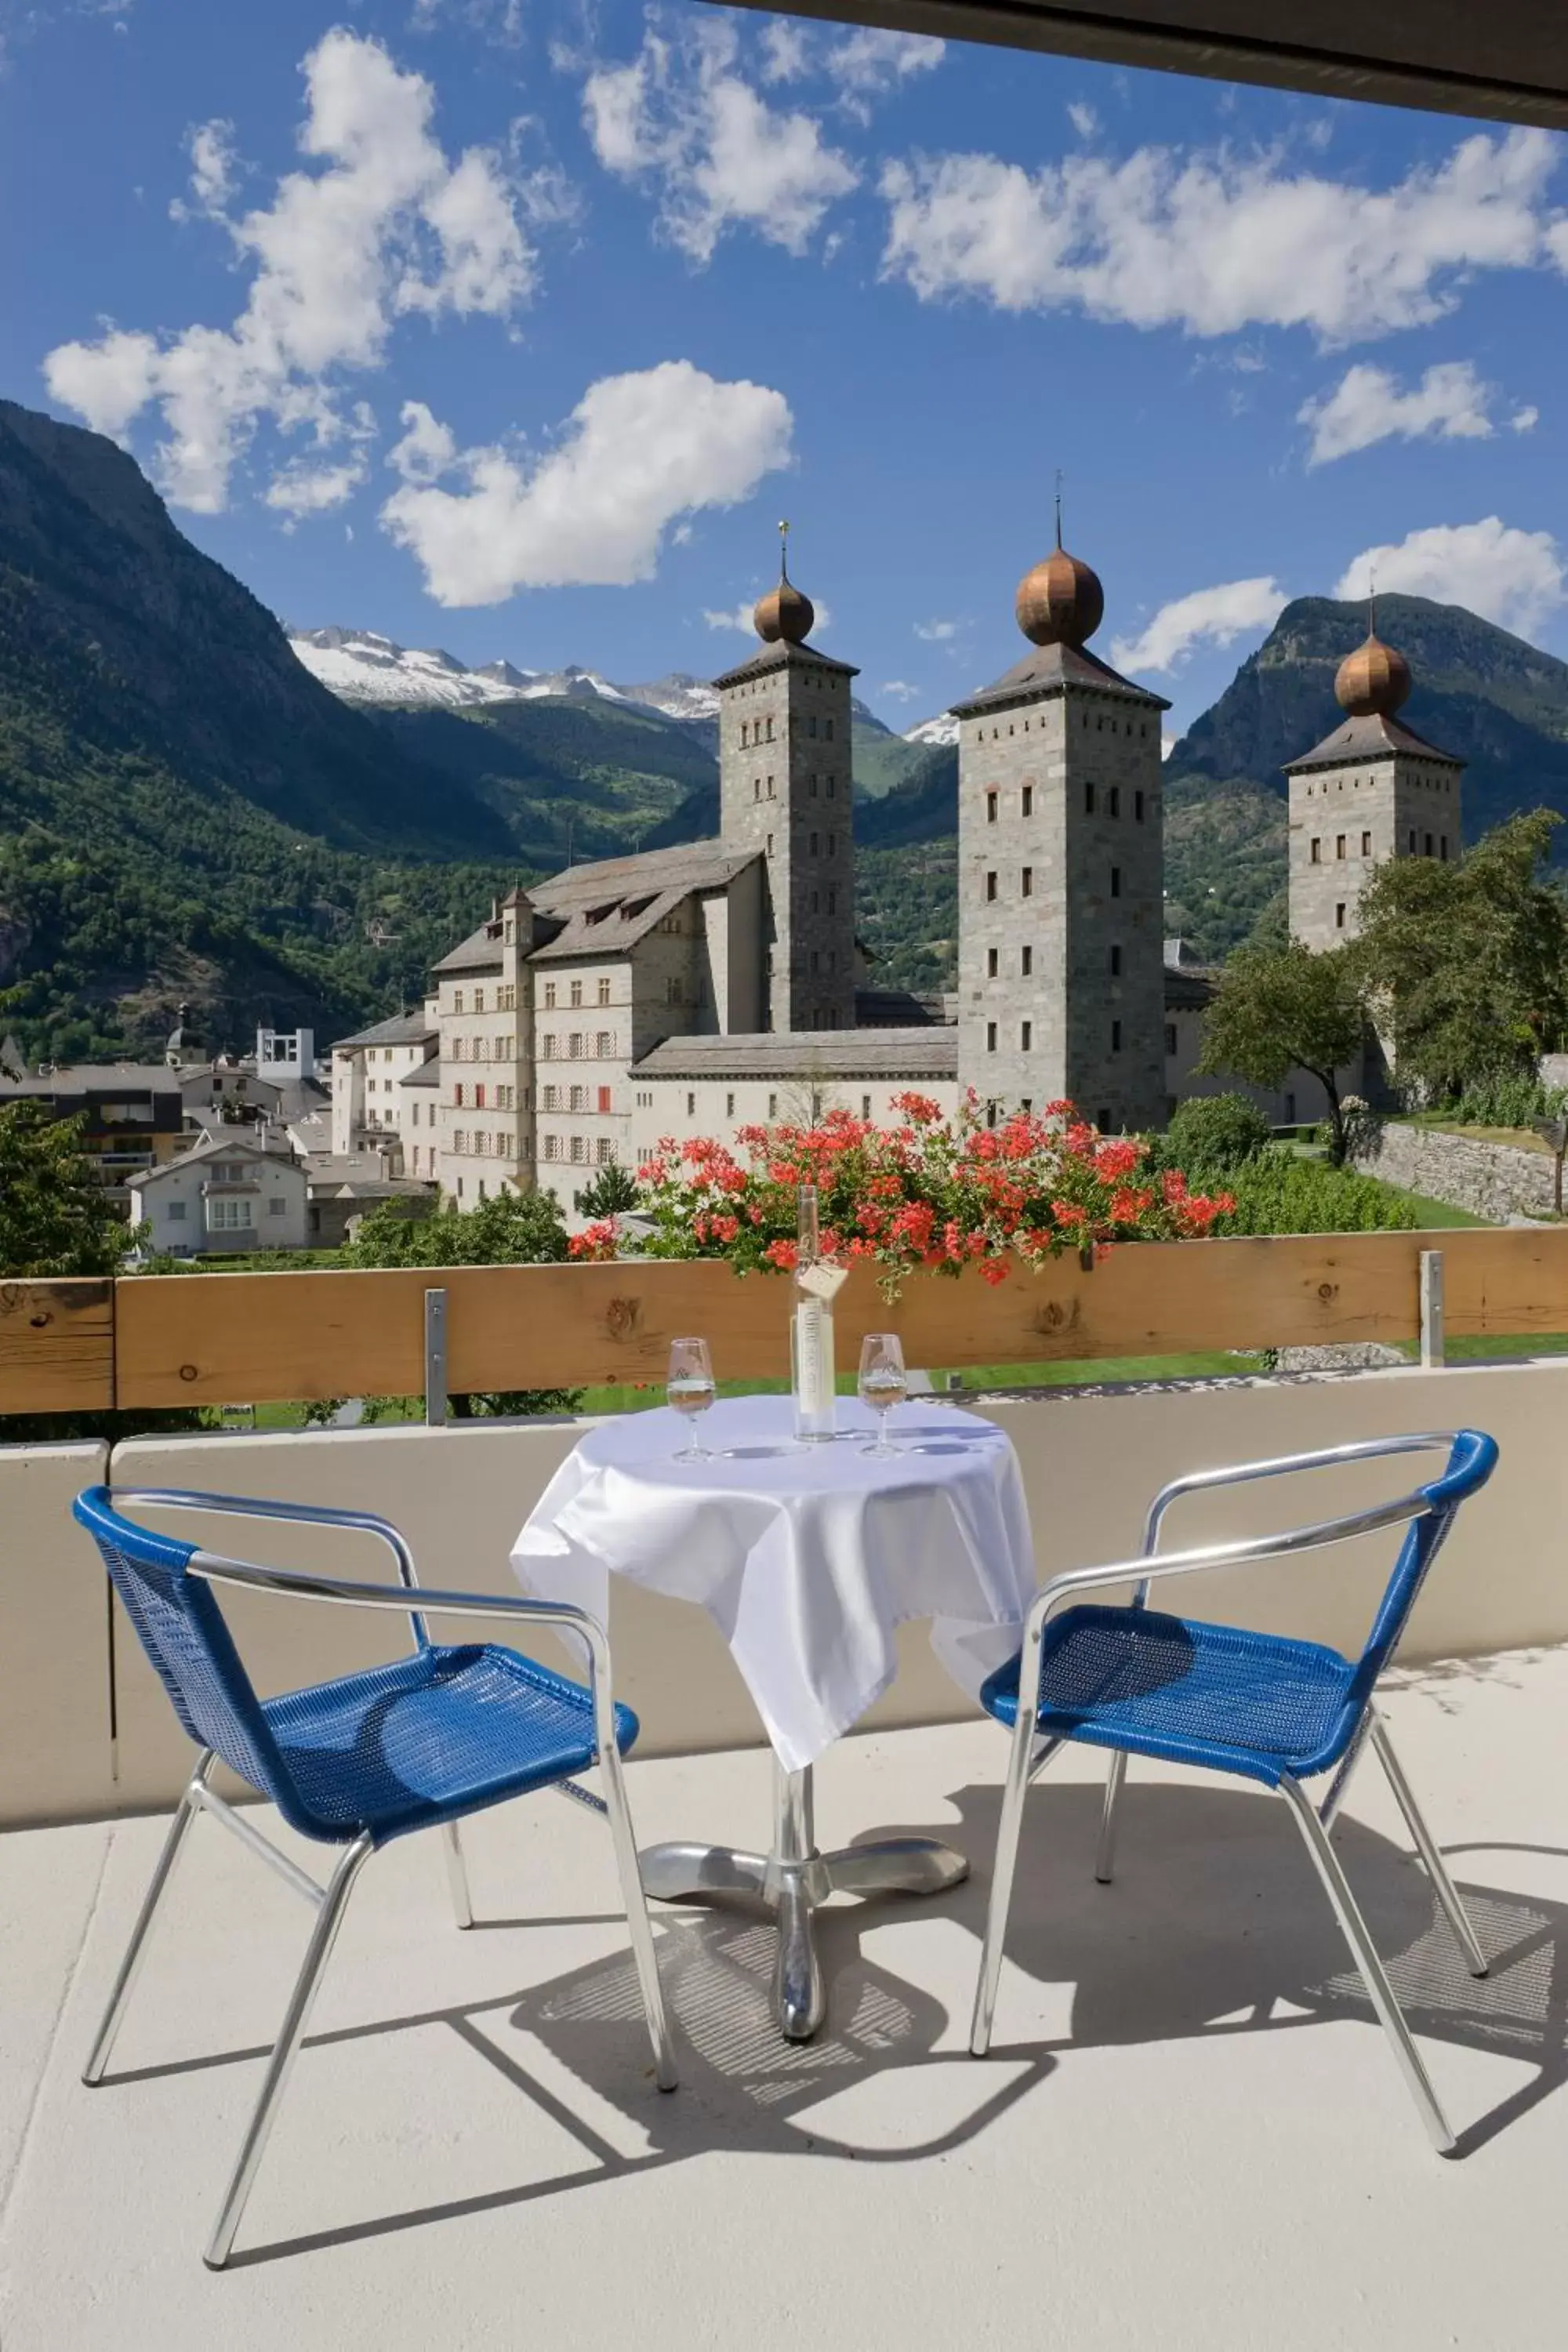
[597,1086,612,1114]
[475,1084,486,1109]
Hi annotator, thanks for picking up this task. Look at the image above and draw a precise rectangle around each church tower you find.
[953,513,1168,1131]
[1285,612,1465,949]
[714,529,858,1033]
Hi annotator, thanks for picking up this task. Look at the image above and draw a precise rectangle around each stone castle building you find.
[1286,615,1464,947]
[953,522,1168,1133]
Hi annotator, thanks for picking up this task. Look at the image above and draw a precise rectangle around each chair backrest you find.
[1346,1428,1497,1709]
[74,1486,296,1813]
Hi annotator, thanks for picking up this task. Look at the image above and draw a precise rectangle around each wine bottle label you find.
[795,1302,831,1414]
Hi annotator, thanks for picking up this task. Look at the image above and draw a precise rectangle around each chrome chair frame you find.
[969,1435,1490,2153]
[82,1490,675,2270]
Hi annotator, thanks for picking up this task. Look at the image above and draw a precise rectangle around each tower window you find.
[1165,1023,1178,1055]
[1361,831,1371,856]
[987,947,999,977]
[1109,786,1120,818]
[1336,903,1347,929]
[1310,839,1321,864]
[1109,945,1121,976]
[828,888,836,913]
[1111,1021,1123,1054]
[985,871,997,902]
[1109,866,1122,898]
[825,718,833,741]
[1408,829,1417,851]
[986,791,997,823]
[1440,836,1449,861]
[1021,945,1033,977]
[862,1095,872,1120]
[829,834,837,855]
[1021,1021,1032,1051]
[727,1093,735,1117]
[766,716,775,741]
[986,1102,997,1128]
[766,833,774,855]
[1335,836,1346,859]
[810,833,819,855]
[1425,833,1434,855]
[1022,786,1033,816]
[1021,866,1033,898]
[810,775,818,797]
[986,1022,997,1052]
[808,715,818,739]
[767,776,775,798]
[1084,782,1096,815]
[1134,791,1145,822]
[754,779,760,800]
[826,776,836,797]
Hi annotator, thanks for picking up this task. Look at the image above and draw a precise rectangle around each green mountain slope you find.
[0,401,512,1059]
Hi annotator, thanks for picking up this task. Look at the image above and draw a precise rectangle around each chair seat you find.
[261,1642,638,1845]
[980,1605,1363,1788]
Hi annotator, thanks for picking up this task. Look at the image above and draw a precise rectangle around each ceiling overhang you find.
[723,2,1568,131]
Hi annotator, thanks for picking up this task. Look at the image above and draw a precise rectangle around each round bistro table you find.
[510,1391,1036,2042]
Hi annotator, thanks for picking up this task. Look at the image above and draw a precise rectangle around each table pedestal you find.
[639,1759,968,2041]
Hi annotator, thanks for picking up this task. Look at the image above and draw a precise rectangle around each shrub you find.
[1209,1154,1417,1236]
[1165,1093,1273,1169]
[1443,1075,1568,1131]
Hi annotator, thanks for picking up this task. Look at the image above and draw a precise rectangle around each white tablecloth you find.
[510,1392,1037,1773]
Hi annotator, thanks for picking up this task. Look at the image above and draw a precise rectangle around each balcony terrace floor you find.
[3,1648,1566,2351]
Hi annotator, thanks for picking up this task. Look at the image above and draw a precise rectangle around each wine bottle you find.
[791,1185,844,1442]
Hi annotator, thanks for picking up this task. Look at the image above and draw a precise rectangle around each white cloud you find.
[264,451,371,516]
[1512,404,1541,434]
[1067,101,1098,140]
[1336,517,1565,637]
[914,616,960,641]
[581,21,858,263]
[1111,576,1287,673]
[411,1,525,42]
[44,30,543,513]
[759,20,811,84]
[388,397,459,482]
[1298,359,1511,464]
[880,125,1563,343]
[381,359,793,604]
[169,118,239,221]
[880,679,921,700]
[826,28,943,121]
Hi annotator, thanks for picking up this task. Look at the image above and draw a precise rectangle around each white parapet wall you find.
[5,1357,1568,1828]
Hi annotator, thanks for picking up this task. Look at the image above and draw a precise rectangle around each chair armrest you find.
[1139,1434,1459,1558]
[185,1552,616,1741]
[113,1486,429,1641]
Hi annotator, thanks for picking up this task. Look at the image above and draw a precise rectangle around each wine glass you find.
[666,1337,716,1461]
[858,1334,907,1457]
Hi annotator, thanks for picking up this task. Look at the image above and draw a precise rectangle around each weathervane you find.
[779,517,790,579]
[1054,468,1064,550]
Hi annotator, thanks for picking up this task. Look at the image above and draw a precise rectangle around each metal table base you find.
[639,1759,967,2041]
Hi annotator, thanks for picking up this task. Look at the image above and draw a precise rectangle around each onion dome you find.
[753,521,814,644]
[1335,621,1412,717]
[1015,494,1105,648]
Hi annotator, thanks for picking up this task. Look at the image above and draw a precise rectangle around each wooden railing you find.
[5,1227,1568,1418]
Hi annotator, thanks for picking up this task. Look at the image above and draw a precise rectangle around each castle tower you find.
[714,528,858,1033]
[953,511,1168,1131]
[1285,610,1465,948]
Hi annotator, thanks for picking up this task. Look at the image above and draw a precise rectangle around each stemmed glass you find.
[666,1337,716,1461]
[858,1333,907,1457]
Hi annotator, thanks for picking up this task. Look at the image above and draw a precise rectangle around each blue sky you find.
[3,0,1566,739]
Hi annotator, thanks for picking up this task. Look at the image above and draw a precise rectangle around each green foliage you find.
[342,1188,568,1269]
[1442,1074,1568,1129]
[1198,939,1365,1162]
[854,840,956,994]
[1160,779,1287,962]
[1206,1152,1418,1236]
[1165,1093,1273,1168]
[0,1102,131,1275]
[1356,811,1568,1097]
[575,1163,639,1218]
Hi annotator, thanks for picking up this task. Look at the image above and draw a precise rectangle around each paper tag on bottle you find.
[797,1261,848,1302]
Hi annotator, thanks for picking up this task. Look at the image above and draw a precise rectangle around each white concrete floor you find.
[2,1650,1566,2352]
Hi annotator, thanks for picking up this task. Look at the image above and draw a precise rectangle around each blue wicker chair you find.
[968,1430,1497,2151]
[74,1486,675,2267]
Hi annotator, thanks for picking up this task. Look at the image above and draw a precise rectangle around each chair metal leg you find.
[441,1822,474,1930]
[1276,1775,1455,2154]
[84,1752,214,2088]
[597,1743,677,2092]
[204,1834,374,2270]
[1094,1751,1128,1885]
[970,1735,1063,2056]
[1370,1717,1488,1979]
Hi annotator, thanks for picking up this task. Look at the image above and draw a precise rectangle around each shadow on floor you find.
[162,1777,1566,2265]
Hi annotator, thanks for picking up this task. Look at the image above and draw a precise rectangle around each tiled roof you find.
[710,638,858,691]
[431,921,507,977]
[0,1064,182,1098]
[329,1011,438,1051]
[1283,710,1465,773]
[400,1059,443,1089]
[527,840,759,964]
[632,1028,959,1080]
[951,638,1170,718]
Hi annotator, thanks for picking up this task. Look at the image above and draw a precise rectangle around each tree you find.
[0,1103,132,1276]
[1197,940,1365,1165]
[1165,1092,1273,1170]
[1353,809,1568,1100]
[574,1163,638,1218]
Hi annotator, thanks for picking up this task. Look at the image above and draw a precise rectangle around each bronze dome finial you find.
[753,519,815,644]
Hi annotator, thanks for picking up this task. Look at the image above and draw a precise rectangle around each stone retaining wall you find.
[1352,1118,1558,1221]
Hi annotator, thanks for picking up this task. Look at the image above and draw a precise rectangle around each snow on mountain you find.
[904,713,959,748]
[289,628,720,727]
